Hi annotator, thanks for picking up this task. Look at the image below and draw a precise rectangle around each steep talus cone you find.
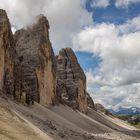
[56,48,88,113]
[14,15,56,107]
[0,9,15,95]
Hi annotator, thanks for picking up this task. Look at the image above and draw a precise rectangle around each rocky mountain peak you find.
[0,9,13,42]
[56,48,88,113]
[13,14,56,107]
[57,47,86,81]
[31,14,50,36]
[0,9,95,113]
[0,9,8,27]
[36,14,49,27]
[0,9,15,95]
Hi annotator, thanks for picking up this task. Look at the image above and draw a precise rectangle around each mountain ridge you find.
[109,107,140,115]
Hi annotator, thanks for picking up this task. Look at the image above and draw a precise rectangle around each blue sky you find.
[86,0,140,24]
[76,52,101,71]
[76,0,140,74]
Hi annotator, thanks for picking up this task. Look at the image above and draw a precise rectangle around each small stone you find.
[58,132,65,138]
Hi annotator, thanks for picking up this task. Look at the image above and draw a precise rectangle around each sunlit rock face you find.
[56,48,88,113]
[0,9,15,95]
[14,15,56,107]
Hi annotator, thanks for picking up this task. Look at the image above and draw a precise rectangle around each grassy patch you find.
[114,114,140,129]
[132,123,140,129]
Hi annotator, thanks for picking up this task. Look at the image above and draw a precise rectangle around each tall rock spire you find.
[14,15,56,107]
[0,9,15,95]
[56,48,88,113]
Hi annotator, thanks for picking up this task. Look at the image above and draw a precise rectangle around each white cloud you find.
[0,0,46,27]
[115,0,140,8]
[91,0,110,8]
[119,15,140,33]
[73,15,140,110]
[86,70,140,111]
[0,0,92,50]
[43,0,92,50]
[90,0,140,8]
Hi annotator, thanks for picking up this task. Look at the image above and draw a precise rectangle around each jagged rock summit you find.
[56,48,94,113]
[0,9,15,95]
[0,9,94,113]
[14,15,56,107]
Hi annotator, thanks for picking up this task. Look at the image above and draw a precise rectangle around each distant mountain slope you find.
[109,107,140,115]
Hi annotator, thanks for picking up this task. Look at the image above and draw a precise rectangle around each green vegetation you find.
[115,114,140,117]
[115,114,140,129]
[132,123,140,129]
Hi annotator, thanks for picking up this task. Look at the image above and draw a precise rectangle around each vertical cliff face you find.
[0,9,95,112]
[56,48,88,112]
[0,9,15,95]
[14,15,56,107]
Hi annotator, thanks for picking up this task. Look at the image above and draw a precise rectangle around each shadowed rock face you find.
[0,9,15,95]
[56,48,88,113]
[94,103,111,115]
[87,92,95,109]
[14,15,56,107]
[95,104,106,113]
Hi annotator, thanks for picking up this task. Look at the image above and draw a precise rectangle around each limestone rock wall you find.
[14,15,56,107]
[56,48,88,113]
[0,9,15,95]
[0,9,95,112]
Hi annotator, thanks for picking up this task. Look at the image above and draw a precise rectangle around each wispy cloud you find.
[91,0,110,8]
[91,0,140,9]
[115,0,140,8]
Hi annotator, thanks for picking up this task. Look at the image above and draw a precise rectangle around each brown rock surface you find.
[95,103,106,113]
[87,92,95,109]
[95,103,111,115]
[0,9,15,95]
[56,48,88,113]
[14,15,56,107]
[0,9,95,113]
